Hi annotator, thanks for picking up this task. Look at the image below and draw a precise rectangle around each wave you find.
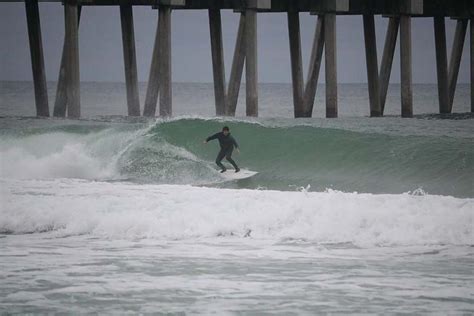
[0,117,472,197]
[1,178,472,247]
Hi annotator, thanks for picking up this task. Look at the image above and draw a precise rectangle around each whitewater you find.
[1,177,473,313]
[1,111,473,312]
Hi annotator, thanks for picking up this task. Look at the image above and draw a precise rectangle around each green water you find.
[1,116,472,197]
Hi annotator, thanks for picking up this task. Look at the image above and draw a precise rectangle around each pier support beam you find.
[448,19,468,113]
[400,15,413,118]
[53,6,81,118]
[363,14,381,117]
[324,13,337,118]
[245,9,258,117]
[226,12,246,116]
[143,10,161,117]
[303,15,324,117]
[64,0,80,118]
[434,16,450,114]
[209,9,226,116]
[288,10,304,117]
[159,6,172,117]
[120,5,140,116]
[25,0,49,117]
[379,17,399,115]
[471,19,473,113]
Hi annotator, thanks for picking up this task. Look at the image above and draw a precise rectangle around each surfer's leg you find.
[215,150,226,171]
[225,151,239,171]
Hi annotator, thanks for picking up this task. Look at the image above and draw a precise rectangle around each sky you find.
[0,3,470,83]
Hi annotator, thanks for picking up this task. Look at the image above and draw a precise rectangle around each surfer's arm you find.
[232,137,239,149]
[204,133,219,143]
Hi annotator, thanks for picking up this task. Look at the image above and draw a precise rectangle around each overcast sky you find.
[0,3,470,83]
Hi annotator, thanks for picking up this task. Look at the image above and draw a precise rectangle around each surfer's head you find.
[222,126,230,136]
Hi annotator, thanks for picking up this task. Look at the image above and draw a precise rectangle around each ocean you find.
[0,81,473,313]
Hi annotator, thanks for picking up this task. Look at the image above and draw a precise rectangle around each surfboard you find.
[218,169,258,180]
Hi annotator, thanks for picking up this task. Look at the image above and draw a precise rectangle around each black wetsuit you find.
[206,132,239,171]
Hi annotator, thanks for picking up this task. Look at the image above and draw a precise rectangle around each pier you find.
[9,0,474,118]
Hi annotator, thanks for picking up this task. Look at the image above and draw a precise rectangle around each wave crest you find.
[0,118,472,197]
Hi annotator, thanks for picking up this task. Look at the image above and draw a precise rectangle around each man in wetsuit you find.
[204,126,240,173]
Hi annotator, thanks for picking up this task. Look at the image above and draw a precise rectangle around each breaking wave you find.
[1,178,472,247]
[0,117,472,196]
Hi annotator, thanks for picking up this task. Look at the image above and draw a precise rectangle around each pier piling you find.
[400,15,413,118]
[120,4,140,116]
[288,9,304,118]
[303,15,324,117]
[158,5,172,117]
[324,13,338,118]
[471,19,473,113]
[245,8,258,117]
[448,19,468,113]
[209,8,227,116]
[25,0,49,117]
[64,0,80,119]
[363,14,381,117]
[379,17,399,115]
[143,10,161,117]
[226,12,246,116]
[434,17,450,114]
[53,6,81,117]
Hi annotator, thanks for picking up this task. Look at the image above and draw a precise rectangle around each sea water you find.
[0,82,473,313]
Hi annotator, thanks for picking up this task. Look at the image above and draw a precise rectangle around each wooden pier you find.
[10,0,474,118]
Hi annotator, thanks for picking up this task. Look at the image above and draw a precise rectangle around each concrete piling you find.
[287,9,305,117]
[448,19,468,113]
[226,12,246,116]
[143,10,161,117]
[434,16,450,114]
[363,14,381,117]
[324,13,338,118]
[209,9,227,116]
[25,0,49,117]
[379,17,399,115]
[303,15,324,118]
[53,6,81,118]
[471,19,473,113]
[64,0,80,119]
[245,9,258,117]
[120,5,140,116]
[158,5,172,117]
[400,15,413,118]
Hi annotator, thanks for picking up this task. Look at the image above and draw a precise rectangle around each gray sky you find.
[0,3,470,83]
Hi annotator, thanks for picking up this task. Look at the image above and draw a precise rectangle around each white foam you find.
[1,178,472,247]
[155,115,266,127]
[0,128,142,180]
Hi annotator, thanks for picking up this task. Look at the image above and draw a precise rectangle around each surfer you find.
[204,126,240,173]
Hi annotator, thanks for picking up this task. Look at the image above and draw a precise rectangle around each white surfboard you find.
[218,169,258,180]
